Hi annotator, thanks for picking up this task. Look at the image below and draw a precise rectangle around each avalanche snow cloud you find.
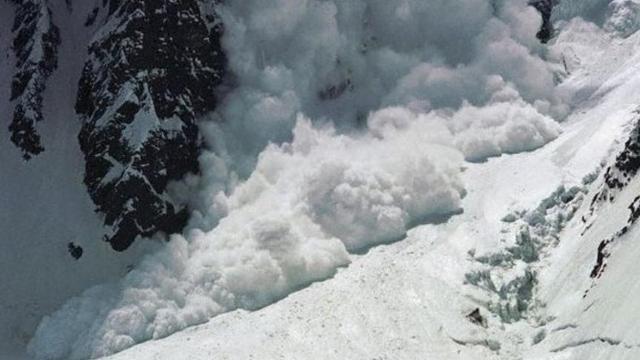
[28,1,566,358]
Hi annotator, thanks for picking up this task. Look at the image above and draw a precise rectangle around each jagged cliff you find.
[75,0,226,250]
[5,0,226,252]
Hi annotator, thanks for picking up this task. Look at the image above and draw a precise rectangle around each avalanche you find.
[104,7,640,359]
[10,0,640,359]
[23,0,570,358]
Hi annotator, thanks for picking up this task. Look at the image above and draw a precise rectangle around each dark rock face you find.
[466,308,487,327]
[604,124,640,191]
[67,242,83,260]
[76,0,226,251]
[589,119,640,209]
[586,118,640,283]
[8,0,60,160]
[590,238,611,279]
[529,0,558,43]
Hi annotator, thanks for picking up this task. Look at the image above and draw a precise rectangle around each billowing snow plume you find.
[210,0,566,176]
[28,0,566,358]
[28,112,468,359]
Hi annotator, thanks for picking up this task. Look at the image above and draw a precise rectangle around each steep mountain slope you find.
[7,1,640,360]
[527,23,640,354]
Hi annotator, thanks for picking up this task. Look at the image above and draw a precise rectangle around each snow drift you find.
[27,0,567,358]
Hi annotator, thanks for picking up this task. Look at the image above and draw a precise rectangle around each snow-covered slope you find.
[104,13,640,360]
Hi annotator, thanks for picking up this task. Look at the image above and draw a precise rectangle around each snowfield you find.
[105,17,640,360]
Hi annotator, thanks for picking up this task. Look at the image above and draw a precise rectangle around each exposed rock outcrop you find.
[76,0,226,251]
[8,0,60,159]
